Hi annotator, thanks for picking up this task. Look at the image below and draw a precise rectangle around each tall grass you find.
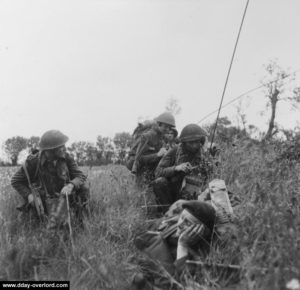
[0,166,146,289]
[0,140,300,289]
[211,139,300,290]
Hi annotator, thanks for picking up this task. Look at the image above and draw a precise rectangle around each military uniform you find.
[127,112,176,187]
[11,151,89,229]
[132,201,222,289]
[133,124,165,185]
[153,144,214,206]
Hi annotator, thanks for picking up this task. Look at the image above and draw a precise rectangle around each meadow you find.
[0,139,299,290]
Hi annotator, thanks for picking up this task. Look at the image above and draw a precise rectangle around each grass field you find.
[0,140,300,290]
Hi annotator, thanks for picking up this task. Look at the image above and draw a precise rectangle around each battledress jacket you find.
[155,144,213,180]
[11,152,87,202]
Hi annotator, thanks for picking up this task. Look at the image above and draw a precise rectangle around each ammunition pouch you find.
[180,175,204,200]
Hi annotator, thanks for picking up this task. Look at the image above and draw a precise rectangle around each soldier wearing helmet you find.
[11,130,89,230]
[163,127,179,150]
[153,124,214,209]
[129,112,176,186]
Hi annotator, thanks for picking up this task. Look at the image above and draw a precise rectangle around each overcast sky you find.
[1,0,300,146]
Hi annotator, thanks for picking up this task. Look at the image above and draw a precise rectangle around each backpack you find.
[125,120,155,171]
[132,120,155,141]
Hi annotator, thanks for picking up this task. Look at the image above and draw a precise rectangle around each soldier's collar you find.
[40,152,66,166]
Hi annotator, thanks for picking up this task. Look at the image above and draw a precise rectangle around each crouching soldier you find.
[127,112,176,187]
[11,130,89,231]
[153,124,213,209]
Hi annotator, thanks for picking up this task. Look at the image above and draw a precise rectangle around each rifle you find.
[22,163,45,220]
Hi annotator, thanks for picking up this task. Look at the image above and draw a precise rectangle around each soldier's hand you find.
[175,162,192,173]
[157,147,168,157]
[61,183,74,196]
[28,193,34,204]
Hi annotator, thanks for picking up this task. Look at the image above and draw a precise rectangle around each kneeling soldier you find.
[153,124,213,208]
[128,112,176,187]
[11,130,89,231]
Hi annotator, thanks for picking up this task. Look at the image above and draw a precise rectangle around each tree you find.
[165,96,182,116]
[234,99,249,132]
[113,132,132,163]
[3,136,28,165]
[261,60,300,140]
[68,141,100,166]
[96,135,115,164]
[27,136,40,152]
[204,116,248,144]
[68,141,88,165]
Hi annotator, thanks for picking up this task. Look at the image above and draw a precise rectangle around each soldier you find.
[153,124,213,208]
[128,112,176,186]
[11,130,89,231]
[132,199,237,289]
[164,127,179,150]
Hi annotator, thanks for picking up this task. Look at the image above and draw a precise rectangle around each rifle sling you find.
[22,162,33,189]
[22,162,46,217]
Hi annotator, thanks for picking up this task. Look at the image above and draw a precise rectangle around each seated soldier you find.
[153,124,213,208]
[128,112,176,187]
[11,130,89,231]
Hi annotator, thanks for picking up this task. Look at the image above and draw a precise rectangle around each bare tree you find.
[235,99,248,132]
[261,60,300,140]
[165,96,182,116]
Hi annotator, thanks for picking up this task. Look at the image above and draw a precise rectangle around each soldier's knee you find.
[76,184,90,202]
[80,184,90,194]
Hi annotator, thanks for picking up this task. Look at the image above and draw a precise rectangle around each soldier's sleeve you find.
[66,155,87,189]
[134,132,157,166]
[11,155,38,201]
[139,130,165,165]
[155,147,177,178]
[140,152,161,165]
[134,135,149,158]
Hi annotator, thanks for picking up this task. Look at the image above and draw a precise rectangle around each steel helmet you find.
[155,112,176,127]
[179,124,208,142]
[39,130,69,151]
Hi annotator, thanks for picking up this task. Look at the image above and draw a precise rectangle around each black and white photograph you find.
[0,1,300,289]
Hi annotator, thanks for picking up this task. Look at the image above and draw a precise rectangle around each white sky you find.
[0,0,300,146]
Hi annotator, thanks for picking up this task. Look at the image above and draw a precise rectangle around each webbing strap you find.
[22,162,33,189]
